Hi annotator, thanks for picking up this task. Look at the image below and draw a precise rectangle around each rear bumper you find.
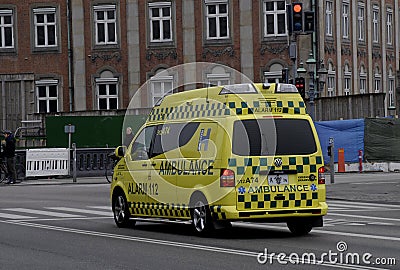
[210,202,328,222]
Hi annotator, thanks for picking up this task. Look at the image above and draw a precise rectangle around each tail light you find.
[220,169,235,187]
[318,166,325,184]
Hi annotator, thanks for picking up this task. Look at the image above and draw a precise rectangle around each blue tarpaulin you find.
[314,119,364,163]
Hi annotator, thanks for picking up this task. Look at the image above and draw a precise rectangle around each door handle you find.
[142,163,148,167]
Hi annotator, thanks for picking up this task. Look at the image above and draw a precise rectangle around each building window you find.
[96,78,118,110]
[150,76,173,107]
[325,1,333,36]
[357,4,365,42]
[205,0,229,40]
[33,8,57,48]
[206,66,231,86]
[386,8,393,45]
[374,67,381,93]
[359,65,367,94]
[327,62,335,97]
[94,5,117,46]
[149,2,172,43]
[388,68,394,107]
[0,9,14,49]
[342,2,349,39]
[263,1,286,37]
[343,64,351,95]
[36,80,58,113]
[372,6,379,43]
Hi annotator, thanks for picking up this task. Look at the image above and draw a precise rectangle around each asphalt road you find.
[0,176,399,270]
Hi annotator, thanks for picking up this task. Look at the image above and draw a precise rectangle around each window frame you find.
[388,70,394,107]
[262,0,287,38]
[359,66,367,94]
[325,1,333,37]
[148,2,173,44]
[36,79,59,113]
[342,2,349,39]
[96,78,119,110]
[0,9,14,51]
[372,5,379,44]
[204,0,230,41]
[374,69,381,93]
[150,75,174,107]
[93,4,119,48]
[386,8,393,46]
[32,7,59,51]
[357,3,365,42]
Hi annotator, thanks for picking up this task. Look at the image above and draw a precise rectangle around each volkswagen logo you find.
[274,158,283,167]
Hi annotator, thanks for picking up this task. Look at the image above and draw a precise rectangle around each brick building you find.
[0,0,399,132]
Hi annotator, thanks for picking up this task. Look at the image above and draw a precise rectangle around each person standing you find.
[2,130,16,184]
[123,127,134,147]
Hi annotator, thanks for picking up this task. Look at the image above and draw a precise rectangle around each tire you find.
[287,221,313,236]
[190,193,214,234]
[112,192,135,228]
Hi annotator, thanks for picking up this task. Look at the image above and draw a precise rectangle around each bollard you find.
[328,137,334,184]
[72,143,77,183]
[358,149,363,173]
[338,148,345,172]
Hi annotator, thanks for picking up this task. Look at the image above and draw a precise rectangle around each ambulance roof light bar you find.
[275,83,299,93]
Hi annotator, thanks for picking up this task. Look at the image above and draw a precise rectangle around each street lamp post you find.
[306,51,316,120]
[298,51,328,121]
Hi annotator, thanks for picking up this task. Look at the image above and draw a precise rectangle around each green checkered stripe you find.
[147,99,307,122]
[237,192,319,209]
[210,205,226,220]
[130,202,190,218]
[228,156,323,176]
[147,102,230,121]
[227,100,306,115]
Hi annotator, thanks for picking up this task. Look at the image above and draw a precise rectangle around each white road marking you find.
[46,207,111,216]
[238,223,400,242]
[328,201,400,209]
[3,208,84,218]
[328,213,400,222]
[2,220,389,270]
[87,206,112,211]
[0,213,35,219]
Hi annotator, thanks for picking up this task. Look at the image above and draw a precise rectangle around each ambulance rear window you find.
[232,119,317,156]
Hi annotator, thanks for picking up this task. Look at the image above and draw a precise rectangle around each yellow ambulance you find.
[110,83,327,235]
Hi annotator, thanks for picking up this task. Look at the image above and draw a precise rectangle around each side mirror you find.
[115,146,126,158]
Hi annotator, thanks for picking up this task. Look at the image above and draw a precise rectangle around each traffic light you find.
[304,11,315,32]
[292,2,303,33]
[295,77,305,98]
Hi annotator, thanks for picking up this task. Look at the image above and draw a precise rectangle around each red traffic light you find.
[293,4,302,13]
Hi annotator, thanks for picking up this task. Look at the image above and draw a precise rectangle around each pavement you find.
[2,172,400,204]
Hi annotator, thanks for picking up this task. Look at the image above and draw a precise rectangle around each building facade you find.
[0,0,399,132]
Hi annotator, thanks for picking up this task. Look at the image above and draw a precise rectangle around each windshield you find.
[232,119,317,156]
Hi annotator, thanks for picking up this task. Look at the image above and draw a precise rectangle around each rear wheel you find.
[287,221,312,236]
[112,192,135,228]
[190,194,213,234]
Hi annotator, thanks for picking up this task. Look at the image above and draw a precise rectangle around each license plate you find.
[268,174,289,185]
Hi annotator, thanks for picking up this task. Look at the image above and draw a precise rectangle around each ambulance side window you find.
[151,122,199,157]
[130,126,155,161]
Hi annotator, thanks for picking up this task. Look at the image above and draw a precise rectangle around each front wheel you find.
[190,194,213,234]
[112,193,135,228]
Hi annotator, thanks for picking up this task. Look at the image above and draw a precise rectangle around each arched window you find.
[359,65,367,94]
[388,67,395,106]
[95,70,119,110]
[263,63,284,83]
[150,68,173,106]
[327,62,335,97]
[206,65,231,86]
[343,64,351,95]
[374,66,381,93]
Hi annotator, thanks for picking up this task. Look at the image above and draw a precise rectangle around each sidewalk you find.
[2,176,107,186]
[3,172,400,204]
